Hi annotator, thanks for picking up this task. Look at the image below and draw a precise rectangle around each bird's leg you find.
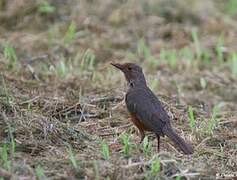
[156,134,160,152]
[138,129,145,143]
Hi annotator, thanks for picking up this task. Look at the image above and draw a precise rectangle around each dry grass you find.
[0,0,237,179]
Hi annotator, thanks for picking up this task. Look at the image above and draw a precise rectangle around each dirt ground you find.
[0,0,237,179]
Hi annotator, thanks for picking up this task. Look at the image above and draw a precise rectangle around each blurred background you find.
[0,0,236,179]
[0,0,237,74]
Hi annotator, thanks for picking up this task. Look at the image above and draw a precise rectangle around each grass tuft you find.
[206,104,222,135]
[179,47,194,66]
[120,133,132,158]
[3,43,18,69]
[0,76,15,110]
[55,59,70,78]
[93,160,100,180]
[191,29,202,60]
[188,106,196,131]
[215,35,225,64]
[160,49,178,69]
[151,156,160,175]
[137,39,159,68]
[0,144,11,171]
[81,49,96,71]
[64,21,77,45]
[142,136,152,156]
[229,53,237,76]
[101,140,110,160]
[67,145,79,170]
[38,1,56,14]
[36,165,47,180]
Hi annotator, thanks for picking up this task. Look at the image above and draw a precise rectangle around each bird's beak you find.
[110,62,124,71]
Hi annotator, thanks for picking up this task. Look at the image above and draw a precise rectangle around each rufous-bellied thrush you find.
[111,62,193,155]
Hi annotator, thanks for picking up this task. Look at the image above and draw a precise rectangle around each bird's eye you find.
[128,67,132,71]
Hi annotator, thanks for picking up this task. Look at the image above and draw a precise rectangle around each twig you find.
[196,137,211,149]
[78,104,86,123]
[97,124,132,131]
[111,98,125,110]
[19,96,40,105]
[218,119,237,125]
[90,96,123,103]
[27,64,40,81]
[24,54,49,65]
[122,155,177,169]
[167,141,181,155]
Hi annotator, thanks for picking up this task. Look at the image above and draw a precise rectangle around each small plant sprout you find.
[64,21,77,44]
[36,165,47,180]
[201,51,211,64]
[137,39,150,60]
[191,29,202,60]
[120,133,132,158]
[137,39,159,68]
[65,144,84,179]
[93,160,100,180]
[27,103,33,112]
[4,99,15,113]
[81,49,96,71]
[229,53,237,76]
[142,136,152,156]
[206,104,222,135]
[67,145,79,170]
[38,1,55,14]
[1,114,16,159]
[1,144,11,171]
[215,35,225,63]
[8,125,16,158]
[101,140,110,160]
[150,156,161,176]
[167,50,178,69]
[200,77,207,89]
[55,60,69,78]
[3,43,18,69]
[126,52,137,61]
[179,47,194,67]
[1,76,15,112]
[159,49,166,61]
[159,49,178,69]
[188,106,196,131]
[175,175,182,180]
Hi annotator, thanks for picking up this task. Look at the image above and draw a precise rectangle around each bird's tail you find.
[162,125,194,155]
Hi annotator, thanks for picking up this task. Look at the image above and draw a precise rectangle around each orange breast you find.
[130,114,151,131]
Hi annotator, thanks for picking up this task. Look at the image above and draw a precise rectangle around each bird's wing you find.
[125,87,170,134]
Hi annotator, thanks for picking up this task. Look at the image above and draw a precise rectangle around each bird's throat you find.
[128,78,147,88]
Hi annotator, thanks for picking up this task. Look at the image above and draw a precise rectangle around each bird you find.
[111,62,194,155]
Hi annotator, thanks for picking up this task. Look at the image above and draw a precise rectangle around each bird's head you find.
[111,62,146,86]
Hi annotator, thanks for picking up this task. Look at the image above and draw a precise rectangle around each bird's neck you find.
[128,78,147,88]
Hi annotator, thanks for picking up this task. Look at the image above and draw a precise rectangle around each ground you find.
[0,0,237,179]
